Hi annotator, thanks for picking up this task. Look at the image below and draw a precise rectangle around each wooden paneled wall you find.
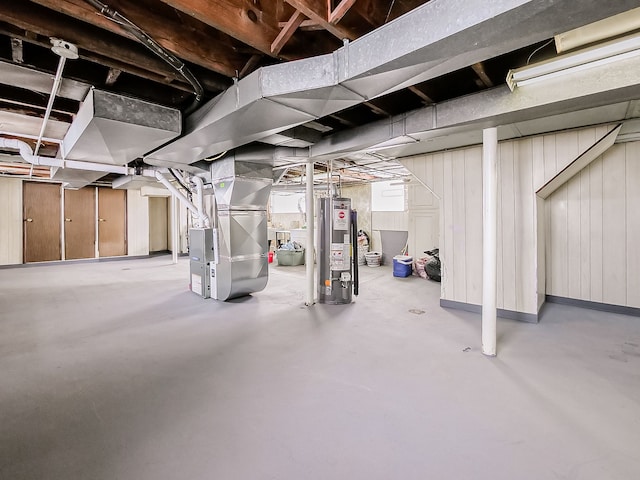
[400,124,634,315]
[407,183,439,259]
[0,178,22,265]
[401,147,484,307]
[546,142,640,308]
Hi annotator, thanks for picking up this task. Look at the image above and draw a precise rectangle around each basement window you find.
[270,192,306,214]
[371,180,405,212]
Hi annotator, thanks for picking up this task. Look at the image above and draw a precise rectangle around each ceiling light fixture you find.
[555,7,640,53]
[506,33,640,91]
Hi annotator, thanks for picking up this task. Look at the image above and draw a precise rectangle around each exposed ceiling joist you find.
[0,3,229,92]
[471,62,494,88]
[284,0,356,40]
[271,10,306,56]
[238,54,263,79]
[279,19,324,31]
[364,101,390,116]
[348,0,429,27]
[407,85,433,104]
[329,0,358,24]
[159,0,329,59]
[28,0,246,78]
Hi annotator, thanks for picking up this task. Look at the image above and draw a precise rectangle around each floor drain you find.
[409,309,425,315]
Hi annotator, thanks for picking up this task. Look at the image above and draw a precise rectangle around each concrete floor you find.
[0,256,639,480]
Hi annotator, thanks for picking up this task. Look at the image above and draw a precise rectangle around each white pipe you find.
[35,56,66,156]
[154,171,203,222]
[0,138,133,175]
[191,175,210,228]
[482,127,498,357]
[305,160,315,306]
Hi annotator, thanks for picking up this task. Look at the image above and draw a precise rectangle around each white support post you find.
[172,194,179,264]
[482,127,498,357]
[305,160,315,306]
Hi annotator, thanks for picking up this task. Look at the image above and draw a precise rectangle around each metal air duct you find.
[62,89,181,165]
[147,0,638,167]
[208,153,273,301]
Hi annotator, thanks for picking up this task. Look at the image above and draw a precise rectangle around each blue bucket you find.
[393,255,413,277]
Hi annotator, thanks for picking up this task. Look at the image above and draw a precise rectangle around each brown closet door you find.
[23,182,61,263]
[64,188,96,260]
[98,188,127,257]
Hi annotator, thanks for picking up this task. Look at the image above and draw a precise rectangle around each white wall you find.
[0,178,22,265]
[546,141,640,308]
[148,197,168,252]
[400,124,630,315]
[342,184,371,237]
[407,182,439,259]
[167,196,189,254]
[127,189,149,256]
[401,147,485,306]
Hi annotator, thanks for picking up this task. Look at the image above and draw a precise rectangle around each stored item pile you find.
[276,241,304,266]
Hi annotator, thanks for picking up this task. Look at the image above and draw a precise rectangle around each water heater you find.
[317,197,359,304]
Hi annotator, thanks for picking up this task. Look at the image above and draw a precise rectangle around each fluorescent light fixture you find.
[555,7,640,53]
[507,33,640,91]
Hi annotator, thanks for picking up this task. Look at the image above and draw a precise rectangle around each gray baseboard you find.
[546,295,640,317]
[440,299,539,323]
[0,252,185,270]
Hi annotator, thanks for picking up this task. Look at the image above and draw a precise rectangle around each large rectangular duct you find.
[147,0,638,167]
[210,157,273,301]
[62,89,181,165]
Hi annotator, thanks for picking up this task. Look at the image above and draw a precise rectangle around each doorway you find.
[23,181,61,263]
[98,188,127,257]
[64,187,96,260]
[149,196,168,253]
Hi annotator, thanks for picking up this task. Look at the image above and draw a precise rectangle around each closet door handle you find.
[65,218,72,222]
[25,218,33,222]
[98,218,106,222]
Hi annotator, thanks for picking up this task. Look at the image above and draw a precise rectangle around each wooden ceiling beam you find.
[284,0,356,40]
[159,0,283,57]
[238,54,263,80]
[0,84,79,115]
[271,10,306,56]
[27,0,245,78]
[329,0,357,24]
[0,25,199,95]
[279,19,324,31]
[0,3,229,92]
[471,62,494,88]
[407,85,434,104]
[363,101,389,117]
[349,0,428,27]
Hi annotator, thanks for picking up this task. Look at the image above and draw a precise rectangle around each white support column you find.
[305,160,315,306]
[172,194,179,264]
[482,127,498,357]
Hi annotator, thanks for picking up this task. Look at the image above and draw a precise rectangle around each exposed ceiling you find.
[0,1,638,187]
